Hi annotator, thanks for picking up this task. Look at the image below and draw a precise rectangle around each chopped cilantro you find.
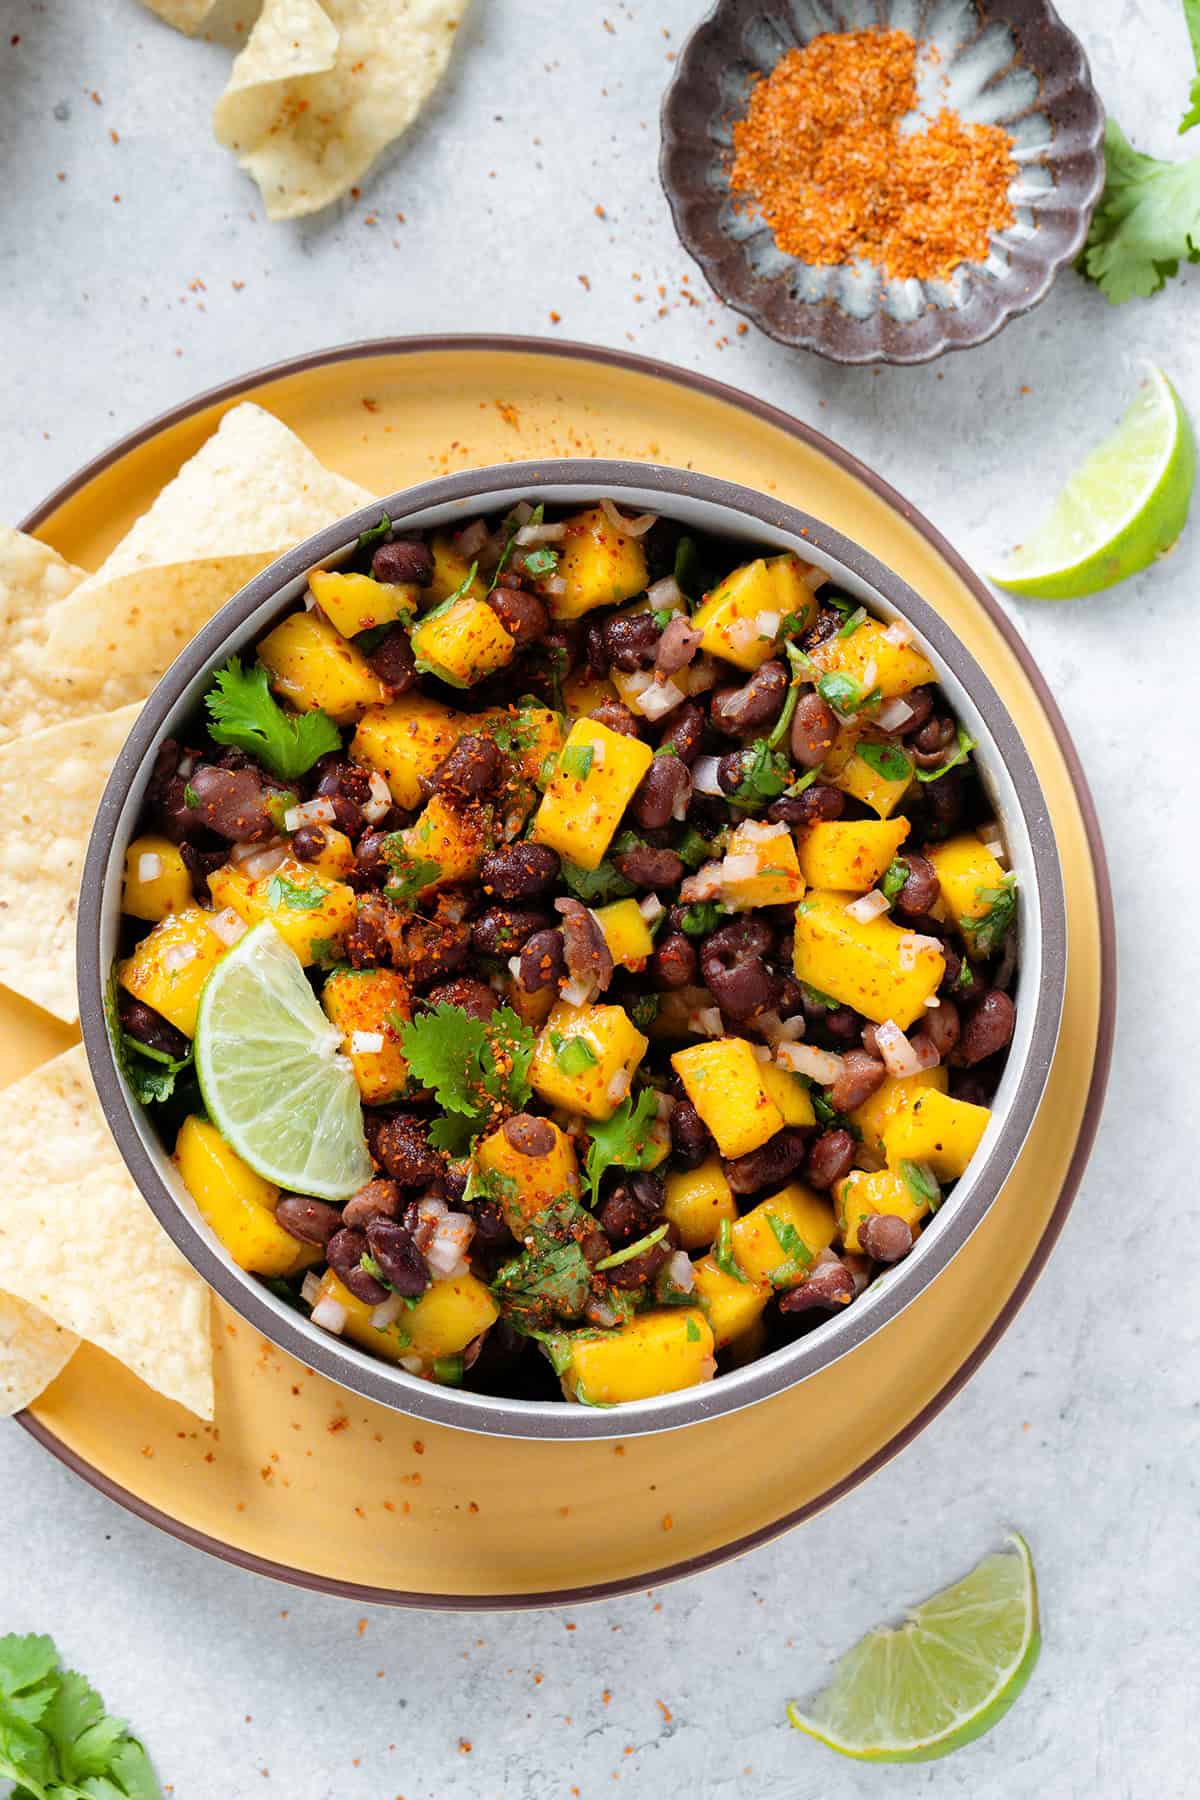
[399,1002,535,1145]
[628,993,661,1033]
[837,605,868,638]
[856,740,913,783]
[309,937,343,971]
[652,607,674,630]
[560,858,635,904]
[523,546,560,579]
[583,1088,661,1207]
[714,1217,748,1284]
[915,723,976,783]
[559,742,595,782]
[678,900,724,937]
[685,1316,702,1342]
[266,872,327,911]
[817,671,862,714]
[205,656,342,782]
[778,610,810,639]
[809,1089,860,1139]
[900,1159,941,1211]
[491,1198,594,1330]
[183,781,199,809]
[486,706,543,754]
[381,834,442,903]
[782,767,819,799]
[356,511,392,554]
[594,1222,668,1271]
[121,1034,193,1105]
[728,739,791,809]
[961,873,1017,958]
[674,825,714,870]
[881,859,910,904]
[768,670,801,749]
[767,1212,812,1265]
[553,1034,598,1077]
[799,981,840,1011]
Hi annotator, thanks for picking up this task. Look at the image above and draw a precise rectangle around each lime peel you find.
[195,920,373,1201]
[787,1531,1040,1762]
[989,366,1195,599]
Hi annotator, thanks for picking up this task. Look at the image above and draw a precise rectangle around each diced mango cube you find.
[395,792,491,895]
[758,1060,816,1127]
[530,1000,649,1121]
[552,506,649,621]
[308,568,417,638]
[594,897,654,969]
[721,820,805,909]
[562,1309,714,1404]
[824,727,915,818]
[810,617,936,699]
[352,693,463,809]
[208,855,356,967]
[410,594,515,689]
[731,1183,837,1288]
[531,719,653,870]
[836,1168,928,1254]
[257,611,386,724]
[175,1116,317,1278]
[796,818,910,893]
[121,833,192,922]
[480,702,565,789]
[690,1256,769,1348]
[322,967,411,1104]
[671,1038,783,1159]
[850,1066,948,1156]
[927,835,1007,928]
[118,905,227,1037]
[691,554,818,671]
[427,532,488,605]
[663,1157,737,1251]
[882,1087,991,1181]
[792,889,945,1028]
[475,1116,581,1236]
[316,1268,499,1363]
[561,670,617,718]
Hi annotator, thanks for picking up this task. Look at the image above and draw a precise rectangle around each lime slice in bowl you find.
[195,921,373,1201]
[989,365,1195,598]
[787,1532,1040,1762]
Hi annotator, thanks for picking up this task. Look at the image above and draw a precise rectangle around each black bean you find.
[117,991,190,1062]
[290,824,327,863]
[913,715,956,762]
[179,841,226,903]
[790,690,838,768]
[365,626,416,695]
[652,932,696,990]
[828,1050,887,1114]
[700,918,777,1023]
[658,700,705,764]
[859,1215,913,1262]
[631,755,691,830]
[555,897,614,993]
[779,1261,855,1313]
[426,978,498,1020]
[607,1231,674,1290]
[717,751,747,796]
[342,1179,402,1228]
[275,1196,343,1246]
[326,1228,388,1304]
[897,687,934,737]
[724,1128,810,1196]
[597,1172,664,1244]
[670,1098,712,1168]
[480,843,560,901]
[710,661,788,737]
[939,942,984,1002]
[923,999,960,1058]
[502,1114,556,1158]
[958,990,1015,1065]
[896,852,940,916]
[471,905,550,957]
[372,537,433,586]
[188,763,280,843]
[349,828,391,891]
[434,734,502,801]
[312,756,370,837]
[585,621,609,676]
[602,613,660,671]
[519,927,566,992]
[766,783,845,827]
[613,845,684,889]
[488,586,548,646]
[655,615,702,675]
[365,1218,430,1296]
[589,699,642,738]
[373,1116,443,1187]
[805,1129,855,1190]
[925,768,964,838]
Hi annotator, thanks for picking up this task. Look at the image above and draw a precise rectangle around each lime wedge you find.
[989,365,1195,598]
[787,1532,1039,1762]
[195,921,372,1201]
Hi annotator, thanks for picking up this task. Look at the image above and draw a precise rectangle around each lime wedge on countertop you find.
[195,921,372,1200]
[787,1532,1040,1762]
[989,365,1194,598]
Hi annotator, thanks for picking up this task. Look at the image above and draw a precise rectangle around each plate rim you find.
[14,332,1116,1608]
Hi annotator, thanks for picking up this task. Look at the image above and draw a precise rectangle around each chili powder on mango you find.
[729,28,1018,283]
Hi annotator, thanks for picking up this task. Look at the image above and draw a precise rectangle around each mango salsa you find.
[730,1183,837,1288]
[691,554,818,671]
[836,1168,929,1254]
[810,617,936,699]
[721,820,805,910]
[410,594,515,689]
[351,693,463,808]
[209,854,356,967]
[927,835,1008,930]
[475,1115,581,1235]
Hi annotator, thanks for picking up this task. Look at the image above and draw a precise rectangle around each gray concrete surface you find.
[1,1,1196,1795]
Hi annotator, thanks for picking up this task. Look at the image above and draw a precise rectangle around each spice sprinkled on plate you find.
[729,29,1018,283]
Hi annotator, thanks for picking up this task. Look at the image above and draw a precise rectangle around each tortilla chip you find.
[0,704,142,1024]
[138,0,218,32]
[0,1292,78,1417]
[0,529,117,748]
[213,0,468,221]
[0,1046,213,1419]
[43,402,374,687]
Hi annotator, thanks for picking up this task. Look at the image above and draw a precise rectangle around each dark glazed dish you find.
[660,0,1106,364]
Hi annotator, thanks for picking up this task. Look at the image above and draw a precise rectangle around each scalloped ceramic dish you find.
[661,0,1106,364]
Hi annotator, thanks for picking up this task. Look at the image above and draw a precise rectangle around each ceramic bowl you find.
[660,0,1106,363]
[78,460,1066,1439]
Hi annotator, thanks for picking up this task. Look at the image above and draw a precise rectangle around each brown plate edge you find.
[13,332,1116,1610]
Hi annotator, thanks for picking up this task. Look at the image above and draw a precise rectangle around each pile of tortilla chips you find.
[0,403,376,1421]
[140,0,469,221]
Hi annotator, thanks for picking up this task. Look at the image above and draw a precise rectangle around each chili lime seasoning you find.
[729,28,1018,283]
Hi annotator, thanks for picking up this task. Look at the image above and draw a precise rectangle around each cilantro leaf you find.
[266,873,327,912]
[205,657,341,782]
[491,1199,594,1330]
[523,546,560,579]
[1182,0,1200,132]
[914,723,976,783]
[0,1634,164,1800]
[560,859,635,904]
[728,739,791,809]
[381,842,442,903]
[837,605,868,638]
[583,1089,660,1207]
[399,1003,535,1140]
[960,874,1018,958]
[714,1217,748,1284]
[678,900,724,937]
[881,858,909,905]
[816,671,861,714]
[899,1159,941,1211]
[356,512,392,555]
[121,1036,193,1106]
[855,740,912,784]
[1081,119,1200,303]
[674,826,714,870]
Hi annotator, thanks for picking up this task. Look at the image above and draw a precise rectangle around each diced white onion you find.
[137,852,162,883]
[454,518,489,557]
[654,1091,676,1121]
[846,889,890,924]
[691,755,723,796]
[590,736,606,765]
[636,679,686,720]
[590,1299,621,1328]
[671,779,691,823]
[300,1273,323,1306]
[721,852,759,884]
[861,659,878,692]
[688,1006,723,1037]
[679,862,723,902]
[981,834,1006,861]
[802,564,829,592]
[362,771,392,824]
[683,657,717,694]
[303,587,318,611]
[600,498,657,537]
[751,1042,772,1062]
[876,697,914,732]
[619,668,654,698]
[176,755,194,778]
[777,1042,845,1084]
[883,620,912,647]
[646,575,683,612]
[668,1251,695,1293]
[541,575,567,597]
[162,942,197,973]
[737,819,787,844]
[515,520,566,546]
[350,1030,384,1055]
[370,1292,407,1330]
[559,976,595,1007]
[724,617,760,656]
[770,1013,807,1043]
[284,796,338,832]
[311,1297,347,1335]
[606,1069,632,1105]
[875,1019,925,1077]
[427,1212,475,1279]
[924,994,943,1009]
[399,1354,426,1375]
[897,931,942,972]
[755,610,780,638]
[510,500,534,527]
[508,955,524,980]
[208,907,248,947]
[638,894,665,923]
[241,845,289,882]
[230,837,270,865]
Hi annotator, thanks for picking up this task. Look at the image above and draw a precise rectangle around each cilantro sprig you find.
[583,1088,660,1207]
[961,873,1018,958]
[399,1002,535,1152]
[121,1036,193,1106]
[728,739,791,810]
[205,656,341,782]
[0,1632,163,1799]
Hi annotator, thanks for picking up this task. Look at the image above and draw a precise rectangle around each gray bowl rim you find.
[659,0,1107,365]
[77,454,1066,1443]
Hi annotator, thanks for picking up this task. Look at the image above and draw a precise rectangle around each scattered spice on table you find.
[729,27,1018,282]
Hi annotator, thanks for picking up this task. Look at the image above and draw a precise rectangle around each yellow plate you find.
[14,337,1114,1607]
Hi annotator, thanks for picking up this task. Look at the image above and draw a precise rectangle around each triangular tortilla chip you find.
[213,0,468,220]
[0,529,119,748]
[0,704,142,1023]
[0,1046,213,1419]
[0,1292,78,1416]
[137,0,218,32]
[43,402,374,685]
